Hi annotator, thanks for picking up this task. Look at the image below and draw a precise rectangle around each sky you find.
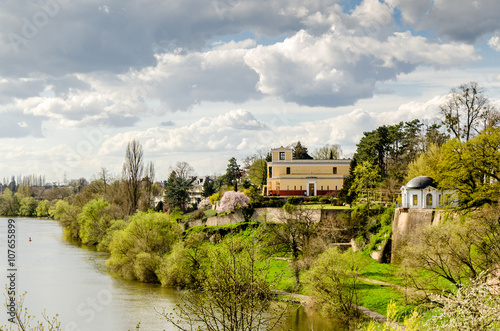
[1,0,500,184]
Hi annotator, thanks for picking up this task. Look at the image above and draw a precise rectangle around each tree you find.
[160,234,286,331]
[402,205,500,292]
[426,273,500,330]
[435,128,500,208]
[348,161,381,203]
[405,143,442,182]
[18,197,38,217]
[312,144,343,159]
[439,82,499,142]
[164,162,196,212]
[225,157,242,191]
[142,161,156,211]
[304,248,365,321]
[216,191,250,213]
[292,141,313,159]
[243,150,270,188]
[265,202,319,287]
[202,177,216,197]
[36,200,50,217]
[122,139,144,215]
[107,211,182,282]
[77,198,114,245]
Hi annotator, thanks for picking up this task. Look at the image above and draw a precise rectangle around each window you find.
[294,186,296,190]
[327,186,329,190]
[300,186,302,190]
[268,167,272,178]
[287,186,289,190]
[321,186,323,190]
[333,167,337,174]
[279,152,285,160]
[412,194,418,206]
[426,193,433,207]
[286,167,291,174]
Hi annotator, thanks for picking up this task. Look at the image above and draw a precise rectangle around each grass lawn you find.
[302,204,351,210]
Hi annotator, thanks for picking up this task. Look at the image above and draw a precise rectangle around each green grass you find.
[359,253,406,286]
[266,258,297,292]
[301,204,351,210]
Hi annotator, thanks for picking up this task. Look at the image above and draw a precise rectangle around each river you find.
[0,217,343,330]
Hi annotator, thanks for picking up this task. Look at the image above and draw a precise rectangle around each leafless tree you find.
[122,139,144,215]
[439,82,499,142]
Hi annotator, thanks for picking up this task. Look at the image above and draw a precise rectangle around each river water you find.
[0,217,343,330]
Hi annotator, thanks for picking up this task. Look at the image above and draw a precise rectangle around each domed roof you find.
[406,176,436,189]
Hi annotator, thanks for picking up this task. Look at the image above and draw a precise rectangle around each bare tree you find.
[312,144,343,159]
[122,139,144,215]
[159,234,286,331]
[439,82,499,142]
[143,161,156,210]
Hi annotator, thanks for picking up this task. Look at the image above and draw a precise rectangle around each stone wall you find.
[391,208,444,263]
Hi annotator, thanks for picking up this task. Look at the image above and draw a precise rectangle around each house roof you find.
[406,176,437,189]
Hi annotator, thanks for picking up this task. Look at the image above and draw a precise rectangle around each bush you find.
[107,211,182,282]
[287,196,301,205]
[304,248,366,321]
[209,192,221,205]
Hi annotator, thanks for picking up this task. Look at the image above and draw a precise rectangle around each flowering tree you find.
[216,191,249,213]
[426,273,500,330]
[198,197,211,209]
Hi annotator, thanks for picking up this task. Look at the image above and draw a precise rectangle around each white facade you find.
[401,176,456,209]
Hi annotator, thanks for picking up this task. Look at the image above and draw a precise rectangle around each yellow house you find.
[266,146,350,196]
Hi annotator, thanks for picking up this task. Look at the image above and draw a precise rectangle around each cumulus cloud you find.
[488,33,500,51]
[244,29,477,107]
[99,109,270,156]
[386,0,500,43]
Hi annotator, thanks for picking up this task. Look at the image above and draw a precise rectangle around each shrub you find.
[209,192,221,205]
[287,196,301,205]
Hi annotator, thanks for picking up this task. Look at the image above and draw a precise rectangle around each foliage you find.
[359,300,422,331]
[208,192,221,205]
[401,205,500,291]
[77,198,114,245]
[342,120,430,203]
[225,157,242,192]
[425,272,500,330]
[243,150,270,188]
[349,161,381,202]
[157,232,207,288]
[18,197,38,217]
[2,291,61,330]
[292,141,313,159]
[160,234,286,331]
[164,162,196,212]
[216,191,250,213]
[202,177,216,197]
[405,143,442,182]
[36,200,50,217]
[107,211,182,282]
[265,202,319,287]
[367,205,394,252]
[435,128,500,208]
[304,247,365,321]
[0,188,21,216]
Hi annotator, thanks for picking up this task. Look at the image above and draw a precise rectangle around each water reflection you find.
[0,218,344,330]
